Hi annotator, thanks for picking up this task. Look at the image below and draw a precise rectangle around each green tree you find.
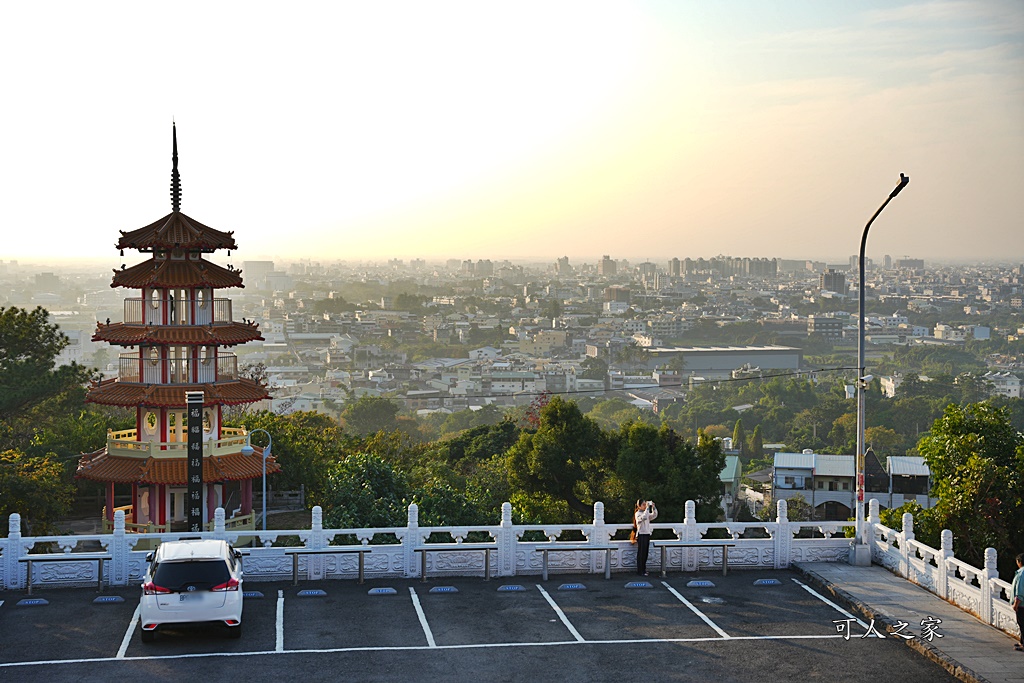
[613,423,724,522]
[864,426,902,457]
[233,411,357,500]
[0,306,91,421]
[579,356,609,381]
[319,452,412,528]
[506,397,611,517]
[439,405,506,436]
[586,398,655,432]
[916,402,1024,577]
[732,419,747,458]
[341,397,401,436]
[747,424,764,461]
[0,449,74,534]
[759,493,813,522]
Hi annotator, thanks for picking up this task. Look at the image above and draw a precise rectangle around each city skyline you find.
[2,1,1022,264]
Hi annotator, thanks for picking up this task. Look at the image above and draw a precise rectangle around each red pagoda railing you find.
[123,298,233,325]
[117,353,238,383]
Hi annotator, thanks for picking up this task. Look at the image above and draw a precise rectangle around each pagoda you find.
[77,125,277,531]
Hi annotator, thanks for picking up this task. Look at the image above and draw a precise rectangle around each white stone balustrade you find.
[867,498,1019,640]
[2,495,1018,642]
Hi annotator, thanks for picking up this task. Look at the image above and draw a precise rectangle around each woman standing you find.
[634,499,658,576]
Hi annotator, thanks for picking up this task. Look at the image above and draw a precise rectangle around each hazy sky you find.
[2,1,1022,266]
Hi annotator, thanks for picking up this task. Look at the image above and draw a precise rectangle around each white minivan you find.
[139,539,244,642]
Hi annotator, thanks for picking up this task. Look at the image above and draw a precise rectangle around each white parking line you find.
[276,590,285,652]
[535,584,585,642]
[0,632,850,669]
[662,581,730,639]
[116,604,141,658]
[790,578,871,631]
[408,587,436,648]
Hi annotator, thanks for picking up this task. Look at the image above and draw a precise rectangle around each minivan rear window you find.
[152,560,230,591]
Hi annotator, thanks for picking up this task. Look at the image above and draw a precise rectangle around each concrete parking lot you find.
[0,569,959,682]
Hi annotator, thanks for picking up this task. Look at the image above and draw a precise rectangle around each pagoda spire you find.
[171,122,182,212]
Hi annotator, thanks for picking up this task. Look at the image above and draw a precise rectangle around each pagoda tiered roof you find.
[117,211,237,252]
[93,321,263,346]
[111,257,243,289]
[77,448,280,485]
[86,377,269,408]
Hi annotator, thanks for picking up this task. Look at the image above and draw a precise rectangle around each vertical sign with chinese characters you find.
[186,391,204,533]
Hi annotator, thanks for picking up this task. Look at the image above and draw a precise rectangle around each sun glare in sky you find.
[1,1,1022,264]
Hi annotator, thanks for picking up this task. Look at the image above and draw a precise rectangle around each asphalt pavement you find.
[0,568,966,682]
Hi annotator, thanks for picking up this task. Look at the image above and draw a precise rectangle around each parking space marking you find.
[408,587,436,648]
[116,604,141,658]
[0,632,852,670]
[662,581,730,639]
[790,578,871,631]
[276,590,285,652]
[536,584,585,643]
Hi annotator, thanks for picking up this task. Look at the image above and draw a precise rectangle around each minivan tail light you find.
[212,578,240,592]
[143,581,171,595]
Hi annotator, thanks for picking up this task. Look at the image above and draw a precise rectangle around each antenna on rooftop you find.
[171,121,182,212]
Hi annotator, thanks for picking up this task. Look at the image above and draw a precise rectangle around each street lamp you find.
[854,173,909,565]
[240,428,272,531]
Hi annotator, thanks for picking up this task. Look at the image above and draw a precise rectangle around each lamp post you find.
[240,428,272,531]
[854,173,909,564]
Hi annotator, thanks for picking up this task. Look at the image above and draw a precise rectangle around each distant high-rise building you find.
[604,286,630,303]
[820,268,847,295]
[556,256,572,277]
[476,259,494,277]
[808,315,844,340]
[669,258,681,277]
[243,261,275,290]
[636,261,657,278]
[895,258,924,270]
[598,255,617,276]
[883,254,892,270]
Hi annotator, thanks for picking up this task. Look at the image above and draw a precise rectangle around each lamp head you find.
[241,442,254,457]
[890,173,909,198]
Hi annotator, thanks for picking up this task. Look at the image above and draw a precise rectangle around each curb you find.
[793,563,986,683]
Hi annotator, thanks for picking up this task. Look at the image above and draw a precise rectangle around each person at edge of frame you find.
[1012,552,1024,652]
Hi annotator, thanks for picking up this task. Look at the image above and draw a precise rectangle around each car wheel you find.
[227,623,242,639]
[140,627,156,643]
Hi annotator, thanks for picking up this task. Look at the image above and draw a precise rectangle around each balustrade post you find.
[682,500,699,571]
[981,548,998,626]
[591,501,606,576]
[867,499,880,561]
[938,529,953,600]
[900,512,914,580]
[307,506,326,580]
[213,507,226,539]
[497,502,515,577]
[775,499,790,569]
[403,503,421,579]
[110,510,130,587]
[5,513,22,589]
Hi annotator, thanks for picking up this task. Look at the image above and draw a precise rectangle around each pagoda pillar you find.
[242,479,252,515]
[206,482,217,523]
[160,485,168,526]
[148,485,158,528]
[105,482,115,522]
